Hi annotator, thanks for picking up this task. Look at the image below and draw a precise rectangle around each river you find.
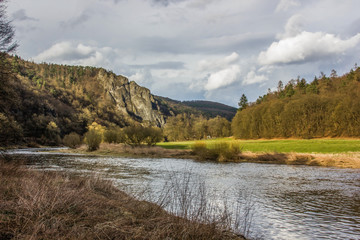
[5,148,360,240]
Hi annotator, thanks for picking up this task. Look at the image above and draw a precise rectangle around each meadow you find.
[158,138,360,154]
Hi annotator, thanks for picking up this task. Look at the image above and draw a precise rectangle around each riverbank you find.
[61,143,360,169]
[158,138,360,153]
[0,159,244,240]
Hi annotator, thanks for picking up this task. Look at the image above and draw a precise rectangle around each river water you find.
[5,148,360,240]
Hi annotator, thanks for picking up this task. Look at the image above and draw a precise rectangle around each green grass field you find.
[157,138,360,153]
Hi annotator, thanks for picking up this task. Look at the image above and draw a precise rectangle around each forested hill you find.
[232,67,360,139]
[155,97,237,121]
[0,55,174,145]
[182,101,237,121]
[0,55,236,146]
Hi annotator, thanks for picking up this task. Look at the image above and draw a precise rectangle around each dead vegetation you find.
[0,157,245,240]
[236,152,360,168]
[63,143,194,159]
[63,143,360,169]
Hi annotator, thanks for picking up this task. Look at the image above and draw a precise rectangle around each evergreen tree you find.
[238,94,248,111]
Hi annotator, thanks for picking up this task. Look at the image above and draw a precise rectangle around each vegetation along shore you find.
[60,137,360,169]
[0,157,244,240]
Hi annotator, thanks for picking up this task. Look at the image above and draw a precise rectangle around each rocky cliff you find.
[96,69,170,126]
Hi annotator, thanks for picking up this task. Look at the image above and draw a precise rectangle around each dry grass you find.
[61,143,360,168]
[237,152,360,168]
[63,143,194,159]
[0,158,244,240]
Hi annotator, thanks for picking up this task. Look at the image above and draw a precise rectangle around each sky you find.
[7,0,360,107]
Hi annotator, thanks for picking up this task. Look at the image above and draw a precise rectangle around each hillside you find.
[232,67,360,139]
[156,97,237,121]
[0,55,235,146]
[181,100,237,121]
[1,55,173,145]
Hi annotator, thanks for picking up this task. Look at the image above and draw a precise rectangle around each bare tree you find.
[0,0,18,53]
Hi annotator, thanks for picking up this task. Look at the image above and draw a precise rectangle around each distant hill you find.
[155,97,237,121]
[181,100,237,121]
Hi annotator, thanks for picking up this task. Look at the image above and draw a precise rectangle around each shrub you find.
[123,126,164,146]
[63,132,82,149]
[191,141,241,162]
[44,121,61,146]
[211,142,240,162]
[123,125,145,146]
[84,129,102,151]
[104,128,124,144]
[0,113,23,145]
[143,127,163,146]
[191,142,218,160]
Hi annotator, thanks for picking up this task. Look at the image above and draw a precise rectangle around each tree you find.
[0,0,18,92]
[143,127,163,146]
[277,80,283,92]
[123,125,145,146]
[84,129,102,151]
[0,0,18,53]
[238,94,248,111]
[63,132,82,149]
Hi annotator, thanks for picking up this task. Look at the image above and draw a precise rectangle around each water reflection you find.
[4,148,360,240]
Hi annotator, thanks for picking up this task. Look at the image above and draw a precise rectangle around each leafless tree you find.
[0,0,18,53]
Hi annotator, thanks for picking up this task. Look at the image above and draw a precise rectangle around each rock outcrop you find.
[97,69,171,127]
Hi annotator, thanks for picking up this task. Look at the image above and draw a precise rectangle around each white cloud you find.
[259,32,360,65]
[33,41,118,68]
[8,0,360,106]
[243,70,268,85]
[35,42,94,61]
[128,69,153,85]
[277,14,304,39]
[198,52,239,72]
[275,0,300,12]
[205,65,241,91]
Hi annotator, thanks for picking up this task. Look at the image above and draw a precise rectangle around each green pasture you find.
[157,138,360,153]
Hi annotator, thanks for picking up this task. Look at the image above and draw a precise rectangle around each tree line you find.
[164,114,231,141]
[232,67,360,139]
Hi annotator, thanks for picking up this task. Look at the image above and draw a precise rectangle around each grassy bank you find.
[0,158,244,240]
[158,138,360,154]
[157,138,360,168]
[61,141,360,168]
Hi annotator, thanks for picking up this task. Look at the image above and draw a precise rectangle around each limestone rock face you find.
[97,70,170,126]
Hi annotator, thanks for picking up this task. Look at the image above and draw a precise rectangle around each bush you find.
[63,132,82,149]
[123,125,145,146]
[104,128,124,144]
[192,141,241,162]
[123,126,163,147]
[44,121,61,146]
[84,129,102,151]
[0,113,23,145]
[211,142,240,162]
[192,142,218,160]
[143,127,163,146]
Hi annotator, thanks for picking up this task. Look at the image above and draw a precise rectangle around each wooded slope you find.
[232,67,360,139]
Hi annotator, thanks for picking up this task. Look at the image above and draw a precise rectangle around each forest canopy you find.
[232,67,360,139]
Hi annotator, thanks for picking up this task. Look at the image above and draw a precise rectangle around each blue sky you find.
[8,0,360,106]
